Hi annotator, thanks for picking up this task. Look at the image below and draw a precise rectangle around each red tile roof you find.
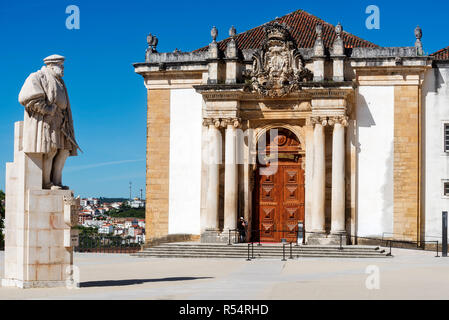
[194,9,378,52]
[431,46,449,61]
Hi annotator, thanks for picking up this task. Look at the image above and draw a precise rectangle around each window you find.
[445,123,449,153]
[444,182,449,197]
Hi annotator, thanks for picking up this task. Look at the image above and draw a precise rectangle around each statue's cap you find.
[43,54,65,65]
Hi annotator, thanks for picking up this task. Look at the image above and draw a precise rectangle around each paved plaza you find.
[0,248,448,300]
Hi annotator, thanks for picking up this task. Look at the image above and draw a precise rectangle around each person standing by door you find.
[238,217,247,243]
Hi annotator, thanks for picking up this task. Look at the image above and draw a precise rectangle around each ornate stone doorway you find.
[253,128,305,243]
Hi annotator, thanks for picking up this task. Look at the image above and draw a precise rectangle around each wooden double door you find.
[254,159,305,243]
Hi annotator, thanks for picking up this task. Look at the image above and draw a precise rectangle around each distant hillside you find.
[108,207,145,219]
[99,197,128,204]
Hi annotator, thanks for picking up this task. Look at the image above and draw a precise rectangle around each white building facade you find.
[135,10,449,246]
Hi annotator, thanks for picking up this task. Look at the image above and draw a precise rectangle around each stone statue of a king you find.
[2,54,80,288]
[18,54,79,190]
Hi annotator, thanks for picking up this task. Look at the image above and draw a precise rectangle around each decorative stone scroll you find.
[246,22,313,97]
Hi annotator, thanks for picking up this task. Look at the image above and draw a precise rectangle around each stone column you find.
[205,119,221,230]
[304,118,314,236]
[224,118,240,231]
[330,116,348,234]
[311,117,326,233]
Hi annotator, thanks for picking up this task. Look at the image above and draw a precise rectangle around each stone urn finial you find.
[414,25,423,56]
[146,33,158,53]
[316,24,323,38]
[211,26,218,42]
[335,22,343,38]
[313,23,325,57]
[415,25,422,40]
[229,25,236,38]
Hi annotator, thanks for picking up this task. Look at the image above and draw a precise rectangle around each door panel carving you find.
[253,128,305,243]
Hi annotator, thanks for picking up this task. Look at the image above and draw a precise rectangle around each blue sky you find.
[0,0,447,198]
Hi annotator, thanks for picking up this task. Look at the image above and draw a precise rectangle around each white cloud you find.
[65,159,144,172]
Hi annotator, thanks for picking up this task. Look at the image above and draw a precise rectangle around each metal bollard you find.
[339,234,343,250]
[289,242,293,259]
[228,229,232,246]
[386,240,392,256]
[251,243,255,259]
[443,212,448,257]
[295,229,299,247]
[282,243,287,261]
[247,243,251,261]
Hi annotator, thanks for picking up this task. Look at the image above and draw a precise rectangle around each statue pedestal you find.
[2,122,78,289]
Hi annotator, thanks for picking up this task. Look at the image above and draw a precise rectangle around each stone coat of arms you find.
[247,23,313,97]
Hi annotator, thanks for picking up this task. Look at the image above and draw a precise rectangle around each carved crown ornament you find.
[244,22,313,98]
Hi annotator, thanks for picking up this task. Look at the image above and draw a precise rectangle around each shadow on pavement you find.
[80,277,213,288]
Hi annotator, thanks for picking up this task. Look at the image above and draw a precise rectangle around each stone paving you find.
[0,248,448,300]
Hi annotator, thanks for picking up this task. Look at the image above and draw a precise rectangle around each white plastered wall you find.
[168,88,202,235]
[356,86,394,237]
[423,64,449,242]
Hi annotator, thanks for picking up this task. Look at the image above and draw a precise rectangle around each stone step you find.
[136,250,386,256]
[146,244,382,251]
[134,252,389,259]
[141,248,385,255]
[142,246,384,253]
[132,243,390,259]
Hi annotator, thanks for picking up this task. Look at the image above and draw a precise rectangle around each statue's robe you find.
[18,66,78,156]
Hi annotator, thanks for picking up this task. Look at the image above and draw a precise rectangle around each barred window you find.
[445,124,449,152]
[445,182,449,197]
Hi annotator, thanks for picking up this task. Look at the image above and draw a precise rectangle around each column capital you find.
[217,117,242,128]
[309,116,329,127]
[203,117,242,128]
[202,118,214,127]
[328,115,349,127]
[230,118,242,128]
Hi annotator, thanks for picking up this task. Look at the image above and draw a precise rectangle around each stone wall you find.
[393,85,420,241]
[146,89,171,242]
[423,64,449,242]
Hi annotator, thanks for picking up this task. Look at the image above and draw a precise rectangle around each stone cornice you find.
[195,85,354,102]
[351,64,432,73]
[303,88,354,100]
[134,63,207,89]
[137,69,205,89]
[353,64,431,86]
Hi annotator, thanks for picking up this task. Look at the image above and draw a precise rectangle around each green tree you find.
[75,225,99,236]
[108,207,145,219]
[119,201,130,210]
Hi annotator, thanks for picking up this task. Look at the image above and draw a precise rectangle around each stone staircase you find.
[132,242,392,259]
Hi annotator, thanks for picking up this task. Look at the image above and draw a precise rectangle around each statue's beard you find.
[48,66,64,78]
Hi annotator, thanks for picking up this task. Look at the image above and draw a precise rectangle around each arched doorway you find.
[253,128,305,243]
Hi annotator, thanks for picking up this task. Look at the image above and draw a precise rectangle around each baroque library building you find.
[134,10,449,246]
